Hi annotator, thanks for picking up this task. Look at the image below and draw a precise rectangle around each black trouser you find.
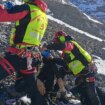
[96,86,105,105]
[38,60,58,92]
[0,52,19,80]
[39,64,55,92]
[0,52,44,105]
[75,72,101,105]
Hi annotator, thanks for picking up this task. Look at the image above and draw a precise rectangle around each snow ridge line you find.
[48,15,104,42]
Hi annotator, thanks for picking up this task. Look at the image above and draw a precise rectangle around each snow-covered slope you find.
[0,0,105,105]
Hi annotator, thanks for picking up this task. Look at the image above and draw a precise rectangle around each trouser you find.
[15,73,46,105]
[75,72,101,105]
[38,65,55,92]
[0,52,19,80]
[38,61,59,92]
[0,52,44,105]
[96,86,105,105]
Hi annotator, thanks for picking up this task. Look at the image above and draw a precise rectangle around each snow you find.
[102,48,105,50]
[20,96,31,104]
[69,99,81,104]
[61,0,68,4]
[0,1,105,105]
[69,0,105,22]
[48,15,103,42]
[79,4,97,12]
[14,0,23,5]
[0,22,11,24]
[2,0,23,5]
[83,13,103,24]
[93,12,105,21]
[93,55,105,75]
[67,2,77,8]
[94,12,105,16]
[96,59,105,74]
[0,34,7,43]
[67,1,104,24]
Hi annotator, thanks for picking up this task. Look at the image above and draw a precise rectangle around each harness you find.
[0,46,41,80]
[7,46,41,59]
[0,56,21,80]
[75,61,97,85]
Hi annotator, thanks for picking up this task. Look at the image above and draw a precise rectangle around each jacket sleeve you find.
[0,4,29,22]
[47,43,65,50]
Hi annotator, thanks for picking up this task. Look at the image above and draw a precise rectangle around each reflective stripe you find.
[68,60,85,75]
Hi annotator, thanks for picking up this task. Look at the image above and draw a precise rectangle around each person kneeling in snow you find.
[45,31,101,105]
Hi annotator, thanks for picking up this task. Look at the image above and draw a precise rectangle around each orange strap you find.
[20,67,37,75]
[7,47,25,57]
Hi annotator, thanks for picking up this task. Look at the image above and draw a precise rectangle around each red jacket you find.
[0,4,30,22]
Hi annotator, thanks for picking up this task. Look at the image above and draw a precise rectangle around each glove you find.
[41,50,52,59]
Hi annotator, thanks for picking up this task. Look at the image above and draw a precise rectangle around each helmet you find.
[23,0,48,12]
[34,0,48,12]
[54,31,67,38]
[53,31,67,43]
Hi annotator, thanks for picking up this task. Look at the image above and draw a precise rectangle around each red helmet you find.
[53,31,67,43]
[54,31,67,38]
[34,0,48,12]
[23,0,48,12]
